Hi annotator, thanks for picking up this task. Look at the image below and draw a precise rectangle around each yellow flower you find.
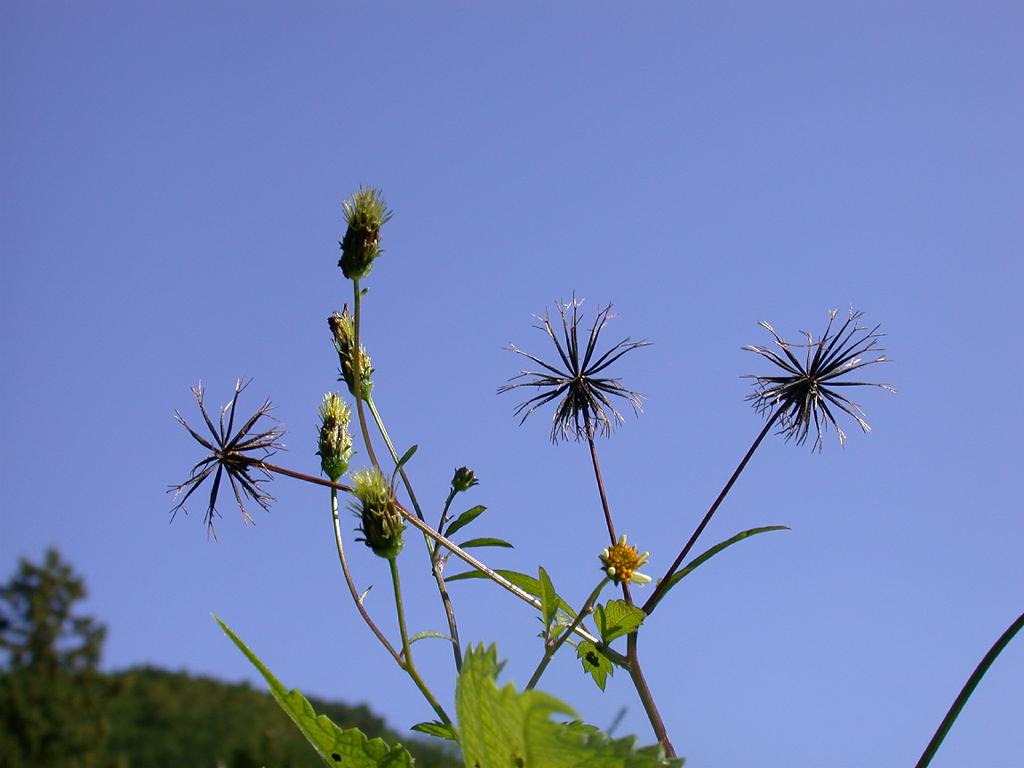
[599,535,651,586]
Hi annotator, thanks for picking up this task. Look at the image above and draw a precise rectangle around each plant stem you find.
[914,610,1024,768]
[582,416,670,753]
[584,416,618,547]
[351,279,380,469]
[627,632,675,757]
[389,556,453,727]
[643,409,782,615]
[526,578,609,691]
[258,460,608,648]
[369,395,463,670]
[329,488,401,663]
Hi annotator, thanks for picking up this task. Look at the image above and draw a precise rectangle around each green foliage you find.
[647,526,790,612]
[216,616,416,767]
[575,641,614,691]
[538,567,559,632]
[595,601,645,645]
[444,505,487,537]
[0,548,110,768]
[446,569,576,620]
[456,645,681,767]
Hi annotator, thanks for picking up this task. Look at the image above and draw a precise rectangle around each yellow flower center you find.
[602,541,642,582]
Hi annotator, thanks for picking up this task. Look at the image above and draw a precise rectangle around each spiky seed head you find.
[350,467,404,559]
[599,535,652,586]
[498,296,650,443]
[338,187,392,280]
[451,466,479,493]
[328,308,374,401]
[317,393,352,482]
[744,308,895,451]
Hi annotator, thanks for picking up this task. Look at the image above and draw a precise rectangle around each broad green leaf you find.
[214,616,414,768]
[458,537,514,549]
[595,600,645,644]
[445,505,487,537]
[445,569,576,618]
[409,630,453,645]
[538,566,558,631]
[648,526,789,612]
[411,720,458,741]
[456,644,682,767]
[576,640,614,691]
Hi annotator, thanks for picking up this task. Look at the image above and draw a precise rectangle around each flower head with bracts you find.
[744,308,894,451]
[169,379,285,536]
[499,296,650,443]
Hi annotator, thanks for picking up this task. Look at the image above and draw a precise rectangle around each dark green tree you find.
[0,548,110,768]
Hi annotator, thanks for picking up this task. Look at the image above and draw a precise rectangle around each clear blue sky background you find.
[2,2,1021,766]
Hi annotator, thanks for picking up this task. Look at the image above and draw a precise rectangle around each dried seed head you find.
[350,467,405,559]
[599,535,651,586]
[169,379,285,537]
[338,187,392,280]
[499,295,650,443]
[328,308,374,401]
[317,393,352,482]
[744,308,895,451]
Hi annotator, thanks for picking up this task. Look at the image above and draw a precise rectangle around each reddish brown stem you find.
[642,409,782,615]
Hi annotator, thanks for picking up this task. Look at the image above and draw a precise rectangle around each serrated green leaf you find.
[457,644,682,767]
[445,569,576,618]
[648,526,789,612]
[214,616,414,768]
[595,600,645,644]
[458,537,514,549]
[444,505,487,537]
[538,566,558,631]
[576,640,614,691]
[411,720,458,741]
[408,630,454,646]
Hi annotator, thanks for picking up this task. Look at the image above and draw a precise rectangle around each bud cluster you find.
[350,467,405,559]
[338,187,392,280]
[328,308,374,401]
[317,393,353,482]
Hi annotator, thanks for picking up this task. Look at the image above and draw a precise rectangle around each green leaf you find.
[595,600,645,644]
[576,640,614,691]
[458,537,514,549]
[389,444,418,486]
[444,505,487,537]
[538,566,558,631]
[445,569,576,618]
[648,526,790,612]
[411,720,458,741]
[456,644,681,767]
[408,630,453,645]
[214,616,414,768]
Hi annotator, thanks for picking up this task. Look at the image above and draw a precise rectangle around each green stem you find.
[329,489,401,663]
[351,279,379,469]
[258,460,606,647]
[389,556,453,727]
[914,610,1024,768]
[526,578,609,691]
[368,395,464,671]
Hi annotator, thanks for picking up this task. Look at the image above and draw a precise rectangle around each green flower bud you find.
[350,467,405,559]
[328,308,374,401]
[338,187,392,280]
[451,466,478,492]
[317,393,352,482]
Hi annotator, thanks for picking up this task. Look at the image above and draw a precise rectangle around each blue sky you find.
[2,2,1021,766]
